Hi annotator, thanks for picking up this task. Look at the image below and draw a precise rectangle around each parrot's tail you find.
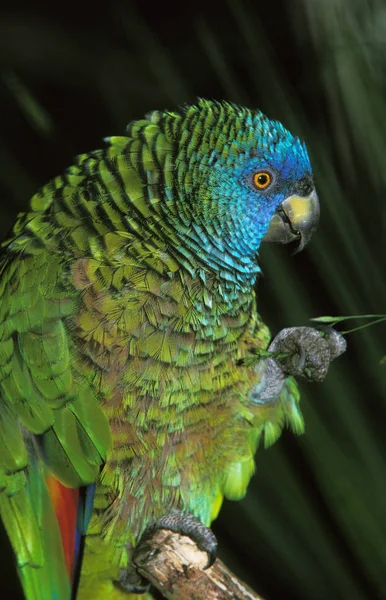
[45,475,79,583]
[0,446,73,600]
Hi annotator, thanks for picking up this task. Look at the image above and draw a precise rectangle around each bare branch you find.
[133,529,265,600]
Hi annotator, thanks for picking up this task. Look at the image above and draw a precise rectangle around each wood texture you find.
[134,529,265,600]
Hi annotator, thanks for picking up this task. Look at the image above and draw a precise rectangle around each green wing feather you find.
[0,232,111,598]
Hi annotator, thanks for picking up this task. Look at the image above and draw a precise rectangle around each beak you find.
[262,189,319,252]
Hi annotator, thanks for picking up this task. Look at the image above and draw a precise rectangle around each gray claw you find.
[139,509,218,569]
[269,326,346,383]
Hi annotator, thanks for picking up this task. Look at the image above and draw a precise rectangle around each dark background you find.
[1,1,386,598]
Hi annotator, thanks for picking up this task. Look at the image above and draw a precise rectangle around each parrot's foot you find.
[269,326,346,382]
[116,567,151,594]
[139,509,218,569]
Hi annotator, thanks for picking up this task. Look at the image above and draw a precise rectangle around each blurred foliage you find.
[0,0,385,598]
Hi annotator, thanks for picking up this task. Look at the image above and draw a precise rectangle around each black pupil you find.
[258,174,268,185]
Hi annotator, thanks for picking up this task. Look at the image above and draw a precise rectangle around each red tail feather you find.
[46,474,79,579]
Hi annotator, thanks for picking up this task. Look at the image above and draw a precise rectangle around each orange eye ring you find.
[253,171,272,190]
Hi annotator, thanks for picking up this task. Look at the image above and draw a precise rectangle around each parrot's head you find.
[164,100,319,273]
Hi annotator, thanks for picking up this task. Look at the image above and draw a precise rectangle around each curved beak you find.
[262,189,320,252]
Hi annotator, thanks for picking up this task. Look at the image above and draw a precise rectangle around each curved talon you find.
[140,509,218,570]
[203,542,218,570]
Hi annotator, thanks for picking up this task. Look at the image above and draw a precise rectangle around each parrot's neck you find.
[164,221,261,288]
[118,191,262,289]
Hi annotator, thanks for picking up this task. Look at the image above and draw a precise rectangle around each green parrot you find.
[0,100,343,600]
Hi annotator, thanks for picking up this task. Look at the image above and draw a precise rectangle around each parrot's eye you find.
[253,171,272,190]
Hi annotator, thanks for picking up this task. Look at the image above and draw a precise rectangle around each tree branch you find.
[133,529,265,600]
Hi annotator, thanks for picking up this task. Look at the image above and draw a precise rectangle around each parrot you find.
[0,99,340,600]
